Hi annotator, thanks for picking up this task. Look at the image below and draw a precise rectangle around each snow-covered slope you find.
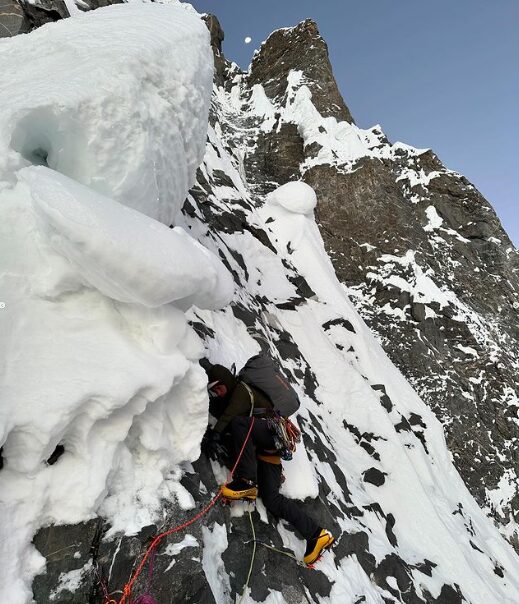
[1,2,211,224]
[171,61,519,603]
[1,6,518,604]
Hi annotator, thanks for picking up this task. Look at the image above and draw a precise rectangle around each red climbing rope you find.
[112,417,256,604]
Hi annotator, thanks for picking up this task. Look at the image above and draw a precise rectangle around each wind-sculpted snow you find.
[0,4,234,603]
[1,2,212,224]
[266,180,317,215]
[24,167,233,309]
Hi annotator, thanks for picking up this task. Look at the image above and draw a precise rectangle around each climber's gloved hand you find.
[201,429,221,461]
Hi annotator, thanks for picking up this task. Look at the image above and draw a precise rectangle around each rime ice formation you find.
[0,4,233,603]
[0,2,212,224]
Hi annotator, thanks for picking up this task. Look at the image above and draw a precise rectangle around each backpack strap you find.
[242,381,255,417]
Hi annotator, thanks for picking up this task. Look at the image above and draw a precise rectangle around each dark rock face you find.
[202,13,226,87]
[247,123,305,186]
[20,0,69,29]
[33,519,103,603]
[249,19,354,124]
[306,145,519,545]
[0,0,32,37]
[363,467,387,487]
[0,0,125,38]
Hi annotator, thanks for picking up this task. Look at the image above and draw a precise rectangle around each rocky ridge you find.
[220,17,519,548]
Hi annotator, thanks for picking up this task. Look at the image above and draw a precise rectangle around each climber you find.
[200,360,335,566]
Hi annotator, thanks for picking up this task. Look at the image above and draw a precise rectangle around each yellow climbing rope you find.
[238,510,257,603]
[252,540,306,567]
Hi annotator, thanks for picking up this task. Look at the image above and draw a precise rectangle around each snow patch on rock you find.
[266,180,317,215]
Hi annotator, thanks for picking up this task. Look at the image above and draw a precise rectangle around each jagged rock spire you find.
[202,13,227,87]
[249,19,355,124]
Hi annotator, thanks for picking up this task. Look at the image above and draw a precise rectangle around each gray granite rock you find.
[0,0,30,37]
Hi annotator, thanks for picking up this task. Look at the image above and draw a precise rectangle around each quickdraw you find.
[266,413,301,461]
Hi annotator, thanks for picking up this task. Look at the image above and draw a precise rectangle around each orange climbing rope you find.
[111,417,256,604]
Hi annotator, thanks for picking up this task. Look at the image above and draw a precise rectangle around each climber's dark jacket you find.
[206,364,273,433]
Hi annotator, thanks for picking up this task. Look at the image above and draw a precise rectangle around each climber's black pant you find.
[230,416,275,482]
[230,416,319,540]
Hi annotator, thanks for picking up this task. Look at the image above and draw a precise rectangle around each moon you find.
[244,36,252,44]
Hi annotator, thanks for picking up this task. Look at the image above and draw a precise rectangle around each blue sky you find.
[190,0,518,246]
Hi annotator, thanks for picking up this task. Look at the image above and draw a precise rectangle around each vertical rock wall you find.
[238,19,519,548]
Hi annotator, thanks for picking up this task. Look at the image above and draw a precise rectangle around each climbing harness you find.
[97,418,256,604]
[266,412,301,461]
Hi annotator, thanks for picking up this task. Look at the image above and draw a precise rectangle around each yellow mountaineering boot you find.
[303,528,335,566]
[221,478,258,501]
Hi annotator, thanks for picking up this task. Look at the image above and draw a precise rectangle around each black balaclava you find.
[207,364,238,394]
